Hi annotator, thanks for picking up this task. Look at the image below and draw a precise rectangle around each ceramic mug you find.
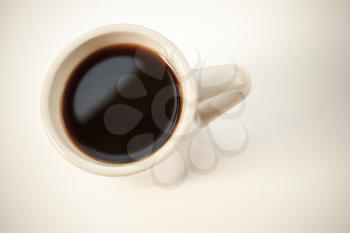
[41,24,251,176]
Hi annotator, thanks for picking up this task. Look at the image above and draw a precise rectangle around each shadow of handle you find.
[193,64,251,126]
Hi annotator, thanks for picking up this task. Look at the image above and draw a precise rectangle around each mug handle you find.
[193,64,251,126]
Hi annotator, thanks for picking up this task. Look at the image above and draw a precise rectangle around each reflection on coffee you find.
[62,45,181,163]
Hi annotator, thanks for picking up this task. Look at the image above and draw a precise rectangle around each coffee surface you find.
[62,45,181,163]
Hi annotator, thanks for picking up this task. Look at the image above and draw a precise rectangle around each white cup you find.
[41,24,251,176]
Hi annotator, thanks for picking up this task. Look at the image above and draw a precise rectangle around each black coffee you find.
[62,45,181,163]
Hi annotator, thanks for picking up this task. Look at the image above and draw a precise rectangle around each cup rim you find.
[40,24,197,176]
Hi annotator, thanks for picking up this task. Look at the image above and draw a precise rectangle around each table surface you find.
[1,0,350,233]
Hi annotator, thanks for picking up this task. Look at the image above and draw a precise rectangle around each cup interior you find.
[42,25,197,176]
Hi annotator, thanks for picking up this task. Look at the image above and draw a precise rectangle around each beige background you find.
[1,0,350,232]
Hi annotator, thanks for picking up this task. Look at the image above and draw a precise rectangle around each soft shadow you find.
[120,119,249,189]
